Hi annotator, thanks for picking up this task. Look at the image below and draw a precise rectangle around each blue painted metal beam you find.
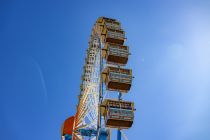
[77,129,108,139]
[118,92,122,140]
[99,130,108,140]
[64,134,72,140]
[117,130,121,140]
[77,129,98,137]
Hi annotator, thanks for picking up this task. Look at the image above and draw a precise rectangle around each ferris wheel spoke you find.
[74,134,83,140]
[121,131,129,140]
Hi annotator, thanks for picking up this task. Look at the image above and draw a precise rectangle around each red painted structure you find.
[61,116,75,136]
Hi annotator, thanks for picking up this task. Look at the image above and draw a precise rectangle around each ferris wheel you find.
[61,17,135,140]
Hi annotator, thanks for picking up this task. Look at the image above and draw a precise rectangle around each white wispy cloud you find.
[32,59,48,103]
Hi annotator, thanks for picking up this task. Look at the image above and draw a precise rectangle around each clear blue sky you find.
[1,0,210,140]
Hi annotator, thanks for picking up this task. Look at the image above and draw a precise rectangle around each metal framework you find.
[61,17,134,140]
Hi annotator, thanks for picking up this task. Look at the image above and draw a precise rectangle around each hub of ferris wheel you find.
[61,17,135,140]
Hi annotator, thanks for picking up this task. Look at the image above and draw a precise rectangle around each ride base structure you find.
[61,17,135,140]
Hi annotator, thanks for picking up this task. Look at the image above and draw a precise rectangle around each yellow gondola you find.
[102,43,129,65]
[102,66,132,93]
[101,18,121,30]
[94,17,125,45]
[100,99,134,129]
[102,28,125,45]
